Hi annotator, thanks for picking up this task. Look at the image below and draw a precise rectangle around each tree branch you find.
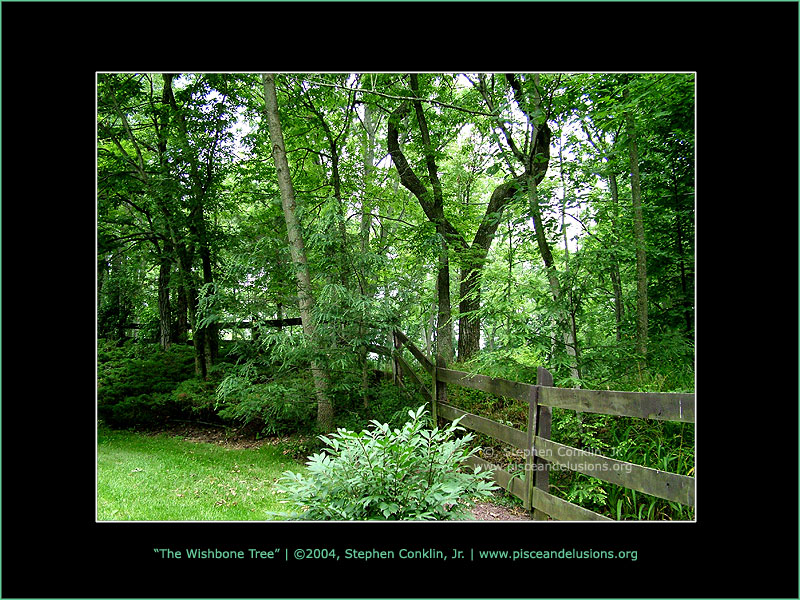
[471,178,524,252]
[409,74,445,213]
[386,101,467,253]
[474,74,526,167]
[304,76,497,117]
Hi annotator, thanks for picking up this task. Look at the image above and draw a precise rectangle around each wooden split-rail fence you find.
[370,329,695,521]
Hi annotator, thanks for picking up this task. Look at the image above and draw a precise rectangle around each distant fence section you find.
[124,318,303,331]
[374,329,695,521]
[122,317,303,341]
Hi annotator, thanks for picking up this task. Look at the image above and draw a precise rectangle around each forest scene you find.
[97,72,695,521]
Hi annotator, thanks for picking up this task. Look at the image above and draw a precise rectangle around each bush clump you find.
[215,372,317,436]
[97,340,199,428]
[275,406,498,520]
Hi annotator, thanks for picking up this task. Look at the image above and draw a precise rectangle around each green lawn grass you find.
[97,428,304,521]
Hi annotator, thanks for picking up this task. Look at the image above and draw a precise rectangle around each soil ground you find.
[469,501,531,521]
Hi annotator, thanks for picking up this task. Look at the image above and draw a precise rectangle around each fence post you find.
[532,367,553,520]
[430,357,438,424]
[430,354,447,426]
[524,385,539,512]
[436,355,447,406]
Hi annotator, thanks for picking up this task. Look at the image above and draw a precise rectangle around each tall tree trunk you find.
[580,120,625,345]
[198,242,218,374]
[528,175,578,379]
[558,134,581,381]
[435,227,454,364]
[607,172,625,343]
[672,168,692,337]
[172,269,189,344]
[180,267,204,376]
[506,72,578,379]
[387,83,453,365]
[457,258,482,361]
[358,101,378,406]
[163,73,218,378]
[623,82,648,364]
[157,250,172,350]
[410,74,453,365]
[502,72,578,379]
[455,179,519,362]
[389,75,524,365]
[185,285,204,376]
[170,224,204,376]
[262,73,334,433]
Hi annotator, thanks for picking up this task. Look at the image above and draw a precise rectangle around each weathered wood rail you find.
[377,329,695,521]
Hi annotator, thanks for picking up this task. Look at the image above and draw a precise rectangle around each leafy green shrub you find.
[274,406,498,520]
[464,346,542,384]
[98,341,195,394]
[99,379,224,430]
[100,393,168,428]
[215,374,317,435]
[334,378,420,433]
[169,378,219,418]
[97,341,198,427]
[100,392,193,428]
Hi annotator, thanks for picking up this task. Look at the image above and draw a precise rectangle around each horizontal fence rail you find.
[538,386,694,423]
[437,402,528,450]
[436,368,536,405]
[533,437,695,507]
[388,329,695,521]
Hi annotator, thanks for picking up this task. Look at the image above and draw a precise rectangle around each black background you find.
[2,2,798,598]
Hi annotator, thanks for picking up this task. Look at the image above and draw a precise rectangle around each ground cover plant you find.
[97,427,302,520]
[97,340,227,428]
[274,406,498,520]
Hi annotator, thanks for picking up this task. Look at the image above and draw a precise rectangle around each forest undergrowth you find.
[97,332,693,521]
